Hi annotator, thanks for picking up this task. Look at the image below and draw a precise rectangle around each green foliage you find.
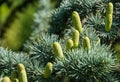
[24,27,117,81]
[10,70,19,82]
[0,0,38,51]
[1,4,36,51]
[0,47,29,76]
[54,45,115,82]
[89,1,120,42]
[24,33,58,66]
[0,0,120,82]
[0,3,11,27]
[49,0,120,45]
[0,47,54,82]
[0,0,24,28]
[49,0,110,36]
[30,0,52,38]
[86,12,120,44]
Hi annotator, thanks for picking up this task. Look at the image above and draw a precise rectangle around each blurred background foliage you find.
[0,0,39,51]
[0,0,119,61]
[1,5,36,51]
[0,0,61,51]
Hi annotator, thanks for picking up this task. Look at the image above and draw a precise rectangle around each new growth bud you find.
[66,39,73,50]
[43,62,53,78]
[106,2,113,14]
[18,63,28,82]
[72,30,80,48]
[72,11,82,33]
[83,37,91,50]
[105,2,113,32]
[53,42,64,59]
[1,77,11,82]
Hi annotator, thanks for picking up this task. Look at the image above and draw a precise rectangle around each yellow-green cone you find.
[106,2,113,14]
[1,77,11,82]
[43,62,53,78]
[105,14,113,32]
[105,2,113,32]
[83,37,91,50]
[72,11,82,33]
[53,42,64,59]
[66,39,73,50]
[18,64,28,82]
[72,30,79,48]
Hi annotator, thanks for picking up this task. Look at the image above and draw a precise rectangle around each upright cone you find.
[66,39,73,50]
[18,64,28,82]
[72,11,82,33]
[106,2,113,14]
[83,37,91,50]
[72,30,80,48]
[105,2,113,32]
[1,77,11,82]
[53,42,64,59]
[43,62,53,78]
